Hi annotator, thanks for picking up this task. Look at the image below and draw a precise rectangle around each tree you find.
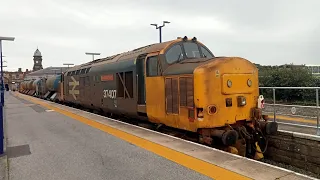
[258,64,317,104]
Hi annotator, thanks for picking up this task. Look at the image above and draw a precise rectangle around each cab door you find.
[136,54,147,113]
[145,52,177,127]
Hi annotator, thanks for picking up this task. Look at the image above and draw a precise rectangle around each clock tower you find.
[33,48,43,71]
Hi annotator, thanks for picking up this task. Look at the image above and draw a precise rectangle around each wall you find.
[266,130,320,175]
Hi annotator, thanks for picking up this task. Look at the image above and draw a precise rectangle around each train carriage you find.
[45,75,62,101]
[34,77,47,98]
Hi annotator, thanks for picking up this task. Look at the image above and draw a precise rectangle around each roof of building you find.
[34,48,42,57]
[25,66,68,78]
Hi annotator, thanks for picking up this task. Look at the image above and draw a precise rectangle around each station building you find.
[3,48,69,90]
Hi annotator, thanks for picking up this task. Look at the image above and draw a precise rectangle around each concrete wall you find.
[266,130,320,175]
[263,104,317,118]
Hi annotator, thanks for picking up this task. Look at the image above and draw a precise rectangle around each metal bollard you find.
[316,89,320,136]
[273,88,276,122]
[0,102,3,154]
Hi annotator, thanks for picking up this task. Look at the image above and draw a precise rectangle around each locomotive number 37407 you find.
[103,89,117,99]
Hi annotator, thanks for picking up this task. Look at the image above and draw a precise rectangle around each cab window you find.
[183,42,201,58]
[146,56,159,77]
[165,45,183,64]
[201,46,214,58]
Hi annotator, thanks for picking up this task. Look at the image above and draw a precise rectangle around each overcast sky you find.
[1,0,319,72]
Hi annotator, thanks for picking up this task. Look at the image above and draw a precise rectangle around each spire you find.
[34,48,42,57]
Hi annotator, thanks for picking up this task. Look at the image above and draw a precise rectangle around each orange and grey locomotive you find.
[22,36,278,160]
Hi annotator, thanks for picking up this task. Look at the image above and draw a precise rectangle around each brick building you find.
[3,48,43,90]
[3,68,29,86]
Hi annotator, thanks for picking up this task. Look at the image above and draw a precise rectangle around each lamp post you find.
[0,36,15,155]
[85,52,101,61]
[63,63,74,68]
[150,21,170,43]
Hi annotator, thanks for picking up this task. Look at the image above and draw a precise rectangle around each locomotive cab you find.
[145,37,215,131]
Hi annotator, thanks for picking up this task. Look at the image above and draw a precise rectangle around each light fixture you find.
[247,79,252,87]
[227,80,232,88]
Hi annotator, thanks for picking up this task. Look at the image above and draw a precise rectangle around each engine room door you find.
[136,54,147,112]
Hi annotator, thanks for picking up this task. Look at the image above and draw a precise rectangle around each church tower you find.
[33,48,43,71]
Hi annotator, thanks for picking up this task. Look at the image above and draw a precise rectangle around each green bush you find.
[257,64,319,105]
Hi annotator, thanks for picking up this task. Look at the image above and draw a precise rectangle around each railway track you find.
[22,93,320,179]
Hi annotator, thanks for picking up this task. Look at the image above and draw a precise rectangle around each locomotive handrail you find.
[259,86,320,135]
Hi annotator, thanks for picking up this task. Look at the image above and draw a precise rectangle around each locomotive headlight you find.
[227,80,232,88]
[247,79,252,87]
[237,96,246,106]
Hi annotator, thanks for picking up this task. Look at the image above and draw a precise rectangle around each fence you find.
[259,87,320,135]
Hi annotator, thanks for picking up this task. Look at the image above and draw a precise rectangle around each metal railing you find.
[259,87,320,135]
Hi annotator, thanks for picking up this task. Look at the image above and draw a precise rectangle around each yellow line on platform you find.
[269,115,317,124]
[15,93,251,180]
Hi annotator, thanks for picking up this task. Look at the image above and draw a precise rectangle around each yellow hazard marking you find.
[16,93,251,180]
[269,115,317,125]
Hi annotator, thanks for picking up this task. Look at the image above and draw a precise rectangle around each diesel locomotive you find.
[19,36,278,160]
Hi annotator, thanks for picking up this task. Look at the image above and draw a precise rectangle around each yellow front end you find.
[194,57,259,128]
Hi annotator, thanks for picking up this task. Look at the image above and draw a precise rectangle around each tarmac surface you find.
[2,92,211,180]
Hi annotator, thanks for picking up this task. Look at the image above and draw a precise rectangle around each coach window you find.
[146,56,159,77]
[165,44,183,64]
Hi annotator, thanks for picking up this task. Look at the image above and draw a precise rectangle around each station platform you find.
[1,92,317,180]
[265,114,320,135]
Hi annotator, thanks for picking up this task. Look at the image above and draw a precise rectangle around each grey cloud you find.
[1,0,320,72]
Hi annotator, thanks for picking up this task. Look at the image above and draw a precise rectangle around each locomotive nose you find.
[193,57,259,126]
